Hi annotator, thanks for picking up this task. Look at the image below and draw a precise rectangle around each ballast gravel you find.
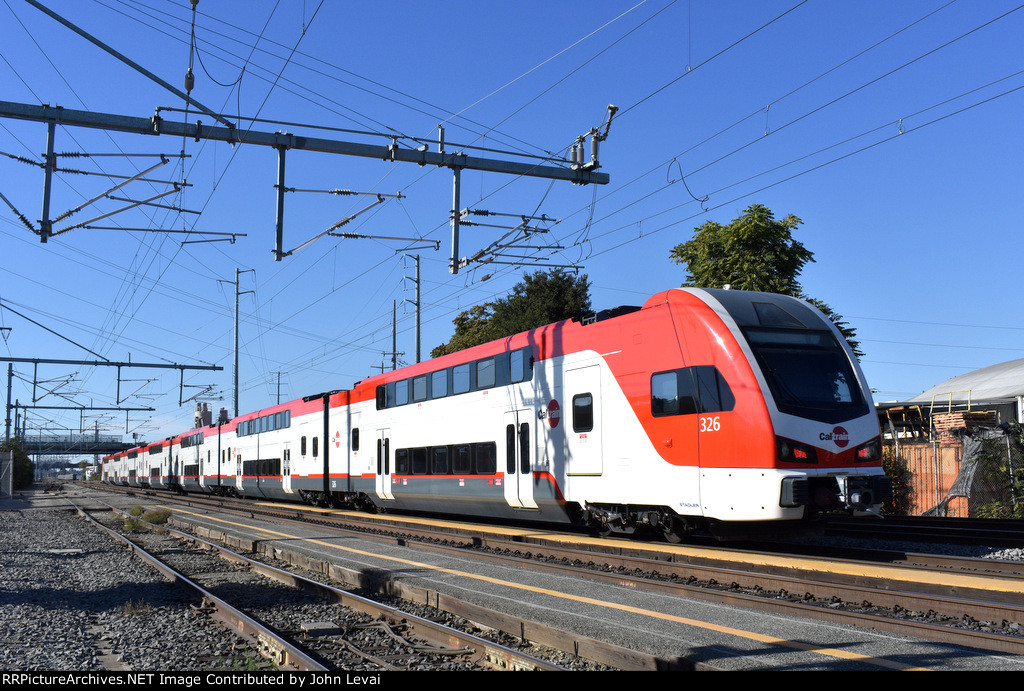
[3,489,1021,672]
[1,495,603,673]
[0,506,249,671]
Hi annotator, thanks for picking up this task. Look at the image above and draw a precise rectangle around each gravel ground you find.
[0,505,256,671]
[0,498,605,672]
[782,534,1024,562]
[4,489,1021,672]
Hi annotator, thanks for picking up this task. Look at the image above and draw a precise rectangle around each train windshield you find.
[743,328,869,424]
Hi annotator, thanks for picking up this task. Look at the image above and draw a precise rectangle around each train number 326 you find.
[699,416,721,432]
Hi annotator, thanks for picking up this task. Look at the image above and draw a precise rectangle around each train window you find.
[411,448,428,474]
[651,369,699,417]
[431,369,448,399]
[453,364,471,394]
[510,348,532,383]
[506,424,516,474]
[312,437,319,458]
[573,394,594,432]
[452,444,472,474]
[494,352,511,387]
[752,301,805,328]
[412,375,428,402]
[694,366,736,413]
[744,327,868,424]
[395,379,410,406]
[474,442,497,474]
[395,449,409,475]
[519,423,530,474]
[301,436,307,456]
[476,357,496,389]
[352,428,360,451]
[431,446,449,474]
[376,384,392,410]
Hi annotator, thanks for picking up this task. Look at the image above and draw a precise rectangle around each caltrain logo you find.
[547,400,560,428]
[819,426,850,448]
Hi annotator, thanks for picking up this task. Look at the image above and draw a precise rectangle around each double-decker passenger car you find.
[105,288,892,541]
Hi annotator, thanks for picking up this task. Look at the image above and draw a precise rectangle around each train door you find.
[342,412,361,493]
[564,365,604,476]
[330,410,357,494]
[503,409,538,509]
[282,443,293,494]
[375,428,394,500]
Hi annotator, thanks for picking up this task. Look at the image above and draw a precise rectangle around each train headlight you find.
[779,477,809,507]
[854,436,882,463]
[776,436,818,464]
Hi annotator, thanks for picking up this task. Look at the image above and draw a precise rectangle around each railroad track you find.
[824,515,1024,548]
[69,497,575,672]
[83,484,1024,661]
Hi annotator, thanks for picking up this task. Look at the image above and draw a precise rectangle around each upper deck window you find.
[412,375,428,402]
[431,370,448,398]
[395,379,410,406]
[476,357,496,389]
[374,346,533,409]
[452,364,471,394]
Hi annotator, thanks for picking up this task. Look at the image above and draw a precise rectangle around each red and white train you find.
[102,288,892,540]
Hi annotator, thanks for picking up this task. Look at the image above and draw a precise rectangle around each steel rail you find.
[67,499,329,671]
[73,495,568,671]
[84,484,703,669]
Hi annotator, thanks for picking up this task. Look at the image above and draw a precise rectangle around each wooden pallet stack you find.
[931,410,999,445]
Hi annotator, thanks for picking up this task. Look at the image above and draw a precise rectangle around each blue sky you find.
[1,0,1022,443]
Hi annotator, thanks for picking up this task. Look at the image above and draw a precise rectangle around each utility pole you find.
[381,301,404,372]
[414,255,421,364]
[235,268,254,418]
[5,364,12,441]
[403,255,421,364]
[219,269,254,418]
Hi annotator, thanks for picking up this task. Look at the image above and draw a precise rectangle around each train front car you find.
[684,288,892,537]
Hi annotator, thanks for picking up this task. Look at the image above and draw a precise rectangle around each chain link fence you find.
[884,422,1023,517]
[1,451,11,499]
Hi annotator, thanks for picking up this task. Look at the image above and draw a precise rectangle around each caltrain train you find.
[102,287,893,541]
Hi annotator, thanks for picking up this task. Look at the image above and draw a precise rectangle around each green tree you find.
[670,204,861,356]
[1,437,35,490]
[432,269,591,357]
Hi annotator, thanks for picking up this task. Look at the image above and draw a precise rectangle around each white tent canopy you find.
[908,358,1024,405]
